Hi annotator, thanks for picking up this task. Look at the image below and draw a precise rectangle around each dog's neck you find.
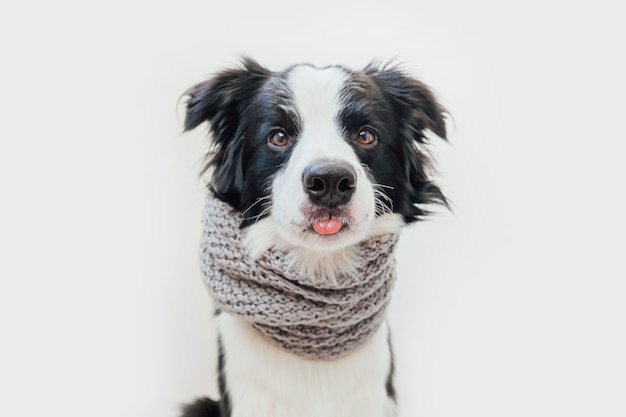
[244,213,405,282]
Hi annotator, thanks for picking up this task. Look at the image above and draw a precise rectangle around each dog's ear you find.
[184,58,270,207]
[365,65,447,141]
[366,65,449,221]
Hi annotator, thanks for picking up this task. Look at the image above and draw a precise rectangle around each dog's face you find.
[185,59,447,254]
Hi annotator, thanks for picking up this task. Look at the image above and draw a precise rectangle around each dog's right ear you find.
[184,58,270,132]
[183,58,270,207]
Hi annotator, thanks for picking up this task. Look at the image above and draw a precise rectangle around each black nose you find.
[302,160,356,207]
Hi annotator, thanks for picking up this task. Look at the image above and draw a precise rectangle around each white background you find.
[1,1,625,416]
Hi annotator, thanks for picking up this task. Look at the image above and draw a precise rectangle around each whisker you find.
[242,195,272,215]
[242,204,273,223]
[372,185,394,214]
[375,192,394,209]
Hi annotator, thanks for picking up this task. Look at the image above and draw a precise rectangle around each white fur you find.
[244,212,404,280]
[218,314,396,417]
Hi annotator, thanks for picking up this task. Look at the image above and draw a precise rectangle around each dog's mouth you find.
[304,207,352,236]
[312,217,343,235]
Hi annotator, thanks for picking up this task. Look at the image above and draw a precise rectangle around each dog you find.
[180,58,447,417]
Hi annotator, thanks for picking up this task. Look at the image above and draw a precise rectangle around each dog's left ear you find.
[366,65,449,221]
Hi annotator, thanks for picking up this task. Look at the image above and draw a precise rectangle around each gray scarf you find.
[200,194,399,360]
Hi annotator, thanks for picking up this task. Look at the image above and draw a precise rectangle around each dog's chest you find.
[218,314,396,417]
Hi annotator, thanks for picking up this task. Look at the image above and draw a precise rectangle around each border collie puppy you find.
[181,58,447,417]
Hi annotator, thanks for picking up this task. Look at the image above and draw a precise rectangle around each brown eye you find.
[268,130,290,147]
[356,128,377,146]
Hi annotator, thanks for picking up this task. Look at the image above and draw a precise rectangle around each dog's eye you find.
[268,130,290,147]
[356,128,377,146]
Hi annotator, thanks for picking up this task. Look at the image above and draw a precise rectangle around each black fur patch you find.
[385,328,397,402]
[216,334,231,417]
[343,65,448,222]
[180,397,221,417]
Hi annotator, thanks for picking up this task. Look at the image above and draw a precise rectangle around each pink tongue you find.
[312,218,343,235]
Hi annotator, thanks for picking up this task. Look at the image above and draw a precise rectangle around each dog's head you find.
[184,58,447,257]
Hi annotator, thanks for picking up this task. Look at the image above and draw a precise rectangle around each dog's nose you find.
[302,160,356,207]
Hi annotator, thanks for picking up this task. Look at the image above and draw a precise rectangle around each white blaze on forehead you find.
[285,65,354,162]
[286,65,346,130]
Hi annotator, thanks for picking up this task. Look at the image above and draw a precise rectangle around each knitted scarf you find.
[200,194,399,360]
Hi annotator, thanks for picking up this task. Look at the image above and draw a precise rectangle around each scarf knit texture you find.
[201,194,399,360]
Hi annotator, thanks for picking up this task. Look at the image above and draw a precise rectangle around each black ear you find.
[183,58,270,207]
[366,65,449,221]
[366,65,447,141]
